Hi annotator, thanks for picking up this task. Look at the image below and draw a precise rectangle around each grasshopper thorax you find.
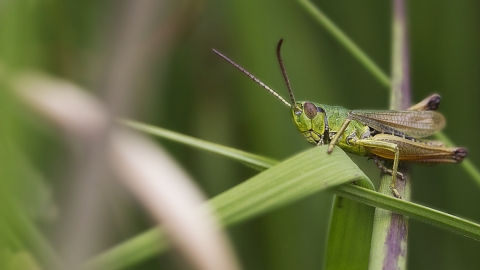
[292,101,329,145]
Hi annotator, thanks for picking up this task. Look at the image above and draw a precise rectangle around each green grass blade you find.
[335,184,480,241]
[82,228,168,270]
[84,146,370,270]
[208,146,372,225]
[325,189,374,270]
[120,119,276,171]
[296,0,390,88]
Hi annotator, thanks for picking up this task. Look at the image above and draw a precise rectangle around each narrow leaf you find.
[84,146,371,270]
[325,191,374,270]
[296,0,390,87]
[335,184,480,241]
[120,119,276,171]
[209,146,372,225]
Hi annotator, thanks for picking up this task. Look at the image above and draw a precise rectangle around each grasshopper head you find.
[291,102,328,145]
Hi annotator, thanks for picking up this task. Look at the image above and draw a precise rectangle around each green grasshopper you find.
[212,39,467,198]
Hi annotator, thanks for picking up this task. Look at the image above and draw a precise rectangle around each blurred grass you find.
[1,0,479,269]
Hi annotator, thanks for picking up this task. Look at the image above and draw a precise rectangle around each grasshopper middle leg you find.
[373,156,405,181]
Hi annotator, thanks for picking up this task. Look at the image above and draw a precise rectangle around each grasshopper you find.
[212,39,468,198]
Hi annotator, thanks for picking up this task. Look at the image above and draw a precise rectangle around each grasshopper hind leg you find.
[407,93,441,111]
[454,148,468,162]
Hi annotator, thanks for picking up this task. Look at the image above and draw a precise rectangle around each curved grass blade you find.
[82,228,169,270]
[120,119,276,171]
[208,146,371,226]
[85,124,480,270]
[84,145,372,270]
[335,184,480,241]
[296,0,390,88]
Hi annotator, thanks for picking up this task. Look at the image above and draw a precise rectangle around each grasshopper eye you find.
[304,102,317,119]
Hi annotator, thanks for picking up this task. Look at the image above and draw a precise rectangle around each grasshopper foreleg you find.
[327,118,351,154]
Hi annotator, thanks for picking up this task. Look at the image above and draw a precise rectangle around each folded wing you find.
[349,110,446,138]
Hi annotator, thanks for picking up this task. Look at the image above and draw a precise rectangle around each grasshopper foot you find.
[391,186,402,199]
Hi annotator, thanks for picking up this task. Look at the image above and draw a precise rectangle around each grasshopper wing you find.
[349,110,445,138]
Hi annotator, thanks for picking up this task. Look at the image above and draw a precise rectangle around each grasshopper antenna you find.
[212,48,292,108]
[276,39,296,106]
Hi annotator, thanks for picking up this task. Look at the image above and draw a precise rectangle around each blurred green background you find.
[1,0,479,269]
